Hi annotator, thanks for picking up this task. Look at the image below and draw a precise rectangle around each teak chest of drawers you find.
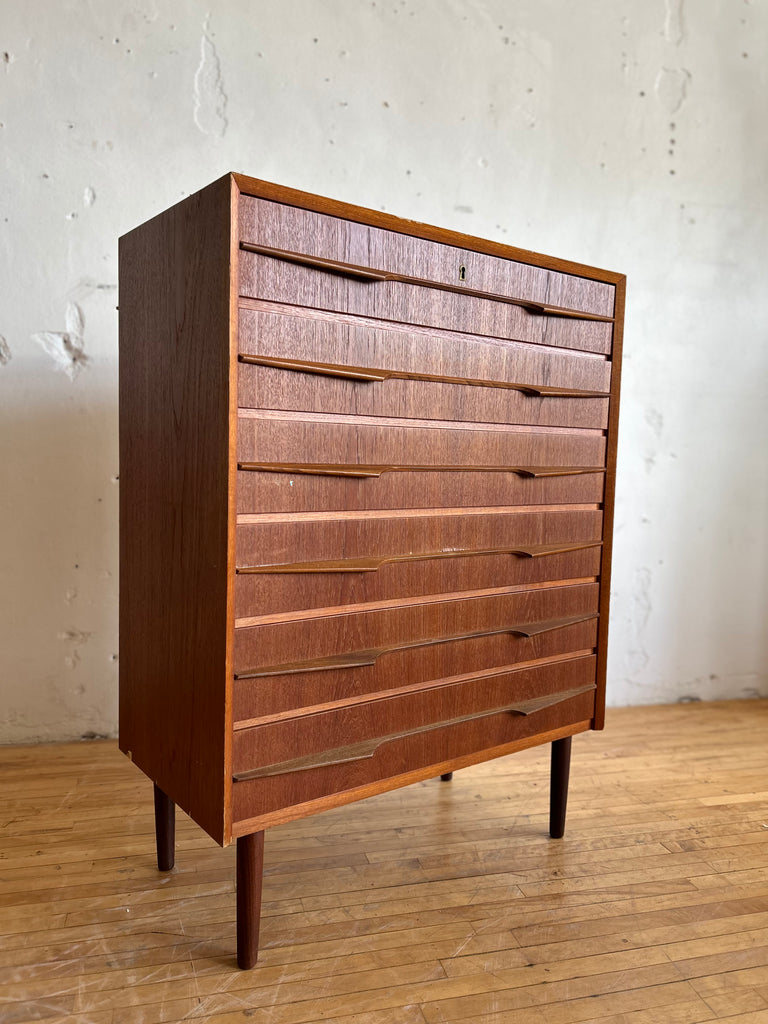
[118,173,624,969]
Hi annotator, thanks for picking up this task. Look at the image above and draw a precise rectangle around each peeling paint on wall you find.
[193,15,228,137]
[57,628,93,645]
[655,67,691,114]
[645,408,664,438]
[57,628,94,670]
[664,0,686,45]
[32,303,89,380]
[1,0,766,740]
[626,567,653,676]
[68,278,116,302]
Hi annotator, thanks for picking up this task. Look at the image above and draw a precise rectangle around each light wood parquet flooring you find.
[1,700,768,1023]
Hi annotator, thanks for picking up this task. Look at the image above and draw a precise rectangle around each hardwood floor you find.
[1,700,768,1023]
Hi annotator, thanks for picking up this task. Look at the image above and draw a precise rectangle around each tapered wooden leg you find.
[153,784,175,871]
[440,772,453,781]
[549,736,572,839]
[237,832,265,969]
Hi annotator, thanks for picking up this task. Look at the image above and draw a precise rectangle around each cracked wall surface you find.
[0,0,767,741]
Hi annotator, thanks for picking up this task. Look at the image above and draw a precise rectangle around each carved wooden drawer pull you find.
[234,612,598,679]
[232,683,597,781]
[238,461,607,480]
[238,354,610,399]
[240,243,615,323]
[237,541,603,575]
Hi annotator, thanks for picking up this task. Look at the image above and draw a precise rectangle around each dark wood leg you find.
[549,736,572,839]
[440,772,453,781]
[153,783,175,871]
[237,832,265,969]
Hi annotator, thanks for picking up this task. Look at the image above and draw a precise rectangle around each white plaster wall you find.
[1,0,766,742]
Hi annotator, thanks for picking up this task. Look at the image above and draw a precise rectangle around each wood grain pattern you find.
[235,613,598,679]
[235,545,602,619]
[118,175,233,845]
[233,683,597,781]
[238,194,616,317]
[233,580,600,677]
[237,578,598,629]
[232,508,603,616]
[237,504,602,524]
[240,301,614,405]
[236,464,606,514]
[238,346,610,430]
[231,694,596,826]
[233,617,599,722]
[238,461,606,479]
[239,252,613,355]
[232,656,597,776]
[240,242,614,322]
[238,353,609,397]
[237,541,602,575]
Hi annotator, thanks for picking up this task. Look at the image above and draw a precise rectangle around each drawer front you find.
[239,252,613,355]
[236,466,605,514]
[231,663,596,825]
[238,308,611,429]
[233,615,598,723]
[233,654,596,775]
[234,509,603,617]
[233,580,599,679]
[236,412,607,470]
[228,196,618,833]
[239,196,615,319]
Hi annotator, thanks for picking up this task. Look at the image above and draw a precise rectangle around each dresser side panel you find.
[593,274,625,729]
[118,178,233,845]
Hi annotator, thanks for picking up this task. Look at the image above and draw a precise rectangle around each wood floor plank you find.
[1,700,767,1024]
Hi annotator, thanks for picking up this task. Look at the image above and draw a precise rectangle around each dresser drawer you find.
[238,309,610,429]
[239,196,615,319]
[233,580,599,676]
[234,508,603,617]
[231,662,597,826]
[233,652,597,775]
[236,411,607,471]
[236,465,606,514]
[233,615,599,723]
[239,252,613,355]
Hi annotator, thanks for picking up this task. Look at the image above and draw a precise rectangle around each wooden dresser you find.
[118,173,624,968]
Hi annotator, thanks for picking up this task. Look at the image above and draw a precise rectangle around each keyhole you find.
[459,264,466,281]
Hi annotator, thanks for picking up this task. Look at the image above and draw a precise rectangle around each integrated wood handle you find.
[242,243,391,282]
[237,462,607,480]
[240,243,615,323]
[234,612,598,679]
[237,541,603,575]
[232,683,596,781]
[238,354,610,399]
